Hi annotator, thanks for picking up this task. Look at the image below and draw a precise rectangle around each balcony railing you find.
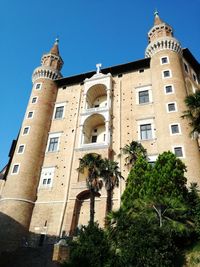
[81,106,108,115]
[76,142,109,151]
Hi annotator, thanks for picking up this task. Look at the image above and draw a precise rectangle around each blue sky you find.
[0,0,199,169]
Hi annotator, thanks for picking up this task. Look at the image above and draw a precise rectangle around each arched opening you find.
[86,84,107,109]
[70,190,101,235]
[82,114,106,145]
[186,79,195,95]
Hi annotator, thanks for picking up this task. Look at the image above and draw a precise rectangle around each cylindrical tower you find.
[145,12,200,184]
[0,40,63,250]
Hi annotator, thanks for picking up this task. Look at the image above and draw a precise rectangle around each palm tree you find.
[120,141,147,167]
[182,90,200,137]
[77,153,103,224]
[100,159,123,225]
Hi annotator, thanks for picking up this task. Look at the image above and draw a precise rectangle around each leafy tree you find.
[182,90,200,137]
[120,140,147,167]
[100,159,123,218]
[77,153,103,224]
[62,223,111,267]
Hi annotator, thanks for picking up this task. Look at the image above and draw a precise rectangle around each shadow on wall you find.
[0,212,59,267]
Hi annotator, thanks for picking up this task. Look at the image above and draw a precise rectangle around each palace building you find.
[0,12,200,250]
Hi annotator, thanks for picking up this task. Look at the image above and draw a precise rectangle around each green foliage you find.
[120,140,147,167]
[62,223,112,267]
[107,210,180,267]
[182,90,200,136]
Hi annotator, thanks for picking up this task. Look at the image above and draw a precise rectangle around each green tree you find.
[100,159,123,224]
[77,153,103,224]
[62,223,111,267]
[182,90,200,136]
[120,140,147,167]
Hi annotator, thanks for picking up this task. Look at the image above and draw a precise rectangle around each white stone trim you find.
[166,102,177,113]
[38,166,56,188]
[172,145,185,158]
[160,56,169,65]
[31,96,38,104]
[137,118,155,141]
[162,69,172,79]
[11,163,20,175]
[26,110,35,119]
[169,123,181,136]
[46,132,62,153]
[135,85,152,105]
[53,102,66,120]
[164,84,174,95]
[0,197,34,204]
[17,144,26,154]
[22,126,30,136]
[34,82,42,90]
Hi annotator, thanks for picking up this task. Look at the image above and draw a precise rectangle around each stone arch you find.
[86,84,107,109]
[69,190,101,235]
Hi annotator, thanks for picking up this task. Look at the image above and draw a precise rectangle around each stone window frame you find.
[53,102,66,120]
[172,146,185,158]
[39,166,56,188]
[162,69,172,79]
[27,110,35,119]
[22,126,30,136]
[46,132,62,153]
[17,144,26,154]
[31,96,38,104]
[137,118,155,141]
[35,83,42,90]
[160,56,169,65]
[169,123,181,136]
[166,102,177,113]
[135,85,152,105]
[11,163,20,175]
[164,84,174,95]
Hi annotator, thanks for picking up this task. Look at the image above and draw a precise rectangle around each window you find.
[193,73,197,82]
[22,126,30,135]
[167,102,177,112]
[91,135,97,143]
[35,83,42,90]
[135,85,152,104]
[170,124,181,135]
[46,133,61,152]
[184,63,189,73]
[139,90,149,104]
[17,145,25,154]
[54,106,64,119]
[48,137,59,152]
[39,167,55,188]
[165,85,174,94]
[140,124,152,140]
[139,69,144,73]
[160,56,169,64]
[11,164,20,175]
[174,147,184,158]
[162,70,171,78]
[31,97,37,104]
[27,111,34,119]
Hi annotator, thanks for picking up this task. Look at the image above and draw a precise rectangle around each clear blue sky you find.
[0,0,200,169]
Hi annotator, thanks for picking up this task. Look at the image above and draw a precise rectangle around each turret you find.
[0,40,63,250]
[145,12,200,184]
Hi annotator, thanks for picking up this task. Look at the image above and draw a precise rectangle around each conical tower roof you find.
[50,38,60,56]
[154,10,164,25]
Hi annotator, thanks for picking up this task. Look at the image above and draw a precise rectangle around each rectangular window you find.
[48,137,59,152]
[27,111,34,119]
[22,126,30,135]
[193,73,197,82]
[54,106,64,119]
[163,70,171,78]
[167,103,176,112]
[39,167,55,188]
[140,124,152,140]
[165,85,174,94]
[12,164,20,174]
[184,63,189,73]
[139,90,149,104]
[17,145,25,154]
[91,135,97,143]
[161,56,169,64]
[171,124,180,134]
[35,83,42,90]
[31,97,37,104]
[174,147,183,157]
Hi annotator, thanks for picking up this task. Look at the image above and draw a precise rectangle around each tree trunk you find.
[105,189,113,227]
[90,190,95,225]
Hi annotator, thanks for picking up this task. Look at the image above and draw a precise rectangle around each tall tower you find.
[145,12,200,183]
[0,40,63,250]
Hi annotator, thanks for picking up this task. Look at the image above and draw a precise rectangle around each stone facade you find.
[0,13,200,249]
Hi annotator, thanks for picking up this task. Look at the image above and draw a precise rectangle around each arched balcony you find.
[80,114,110,149]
